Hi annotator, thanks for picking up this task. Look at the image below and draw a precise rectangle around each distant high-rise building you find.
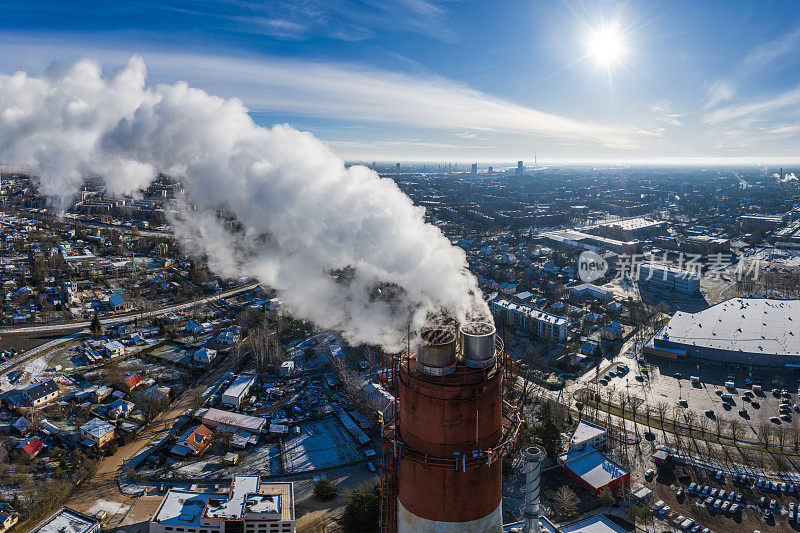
[517,161,524,175]
[487,166,493,174]
[396,162,401,170]
[471,163,477,176]
[372,161,376,169]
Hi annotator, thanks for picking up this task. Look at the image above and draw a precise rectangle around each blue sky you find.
[3,0,800,163]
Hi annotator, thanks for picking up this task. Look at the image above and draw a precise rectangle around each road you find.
[0,282,258,335]
[63,361,235,526]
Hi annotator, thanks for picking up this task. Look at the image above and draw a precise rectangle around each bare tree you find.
[775,453,787,475]
[713,417,726,442]
[757,424,773,450]
[630,400,641,437]
[698,416,709,441]
[777,425,787,450]
[729,419,743,445]
[553,485,579,519]
[683,410,696,438]
[656,402,668,436]
[791,427,800,453]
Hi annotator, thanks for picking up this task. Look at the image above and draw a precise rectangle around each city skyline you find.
[2,1,800,163]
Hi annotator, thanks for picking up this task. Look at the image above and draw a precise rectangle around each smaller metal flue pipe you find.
[416,326,457,376]
[522,446,546,533]
[460,320,496,368]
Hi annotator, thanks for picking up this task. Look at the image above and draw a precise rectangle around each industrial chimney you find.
[379,320,521,532]
[522,446,546,533]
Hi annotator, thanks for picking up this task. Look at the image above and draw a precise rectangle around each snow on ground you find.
[88,499,130,517]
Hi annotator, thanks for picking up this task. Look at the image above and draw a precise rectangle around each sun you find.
[587,25,625,66]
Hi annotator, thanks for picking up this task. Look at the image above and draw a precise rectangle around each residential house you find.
[21,379,61,407]
[600,322,624,341]
[185,320,204,335]
[193,347,217,365]
[107,293,128,312]
[109,399,135,419]
[121,373,144,393]
[15,437,44,458]
[102,340,125,358]
[170,424,213,457]
[0,503,19,533]
[79,417,115,448]
[11,417,30,435]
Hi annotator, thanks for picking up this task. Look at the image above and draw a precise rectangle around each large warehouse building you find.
[645,298,800,368]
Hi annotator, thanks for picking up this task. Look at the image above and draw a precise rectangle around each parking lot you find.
[651,460,800,532]
[596,354,800,433]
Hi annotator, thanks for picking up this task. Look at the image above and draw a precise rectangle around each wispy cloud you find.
[740,27,800,72]
[704,26,800,110]
[168,0,458,42]
[0,36,646,150]
[650,100,685,126]
[766,124,800,137]
[703,81,735,110]
[705,84,800,124]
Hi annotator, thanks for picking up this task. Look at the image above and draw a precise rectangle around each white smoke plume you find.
[0,57,490,350]
[773,172,798,182]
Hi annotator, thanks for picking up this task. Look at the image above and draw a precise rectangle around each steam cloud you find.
[0,57,490,350]
[773,172,798,182]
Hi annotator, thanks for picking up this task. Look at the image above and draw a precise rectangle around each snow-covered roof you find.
[570,421,607,446]
[29,507,100,533]
[80,417,114,438]
[559,447,628,491]
[656,298,800,356]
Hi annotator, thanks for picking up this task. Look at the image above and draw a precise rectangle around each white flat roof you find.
[30,507,99,533]
[571,421,607,445]
[205,476,260,519]
[560,514,628,533]
[152,477,293,524]
[656,298,800,356]
[152,490,226,526]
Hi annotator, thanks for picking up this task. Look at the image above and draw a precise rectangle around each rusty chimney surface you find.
[461,320,496,368]
[416,326,457,375]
